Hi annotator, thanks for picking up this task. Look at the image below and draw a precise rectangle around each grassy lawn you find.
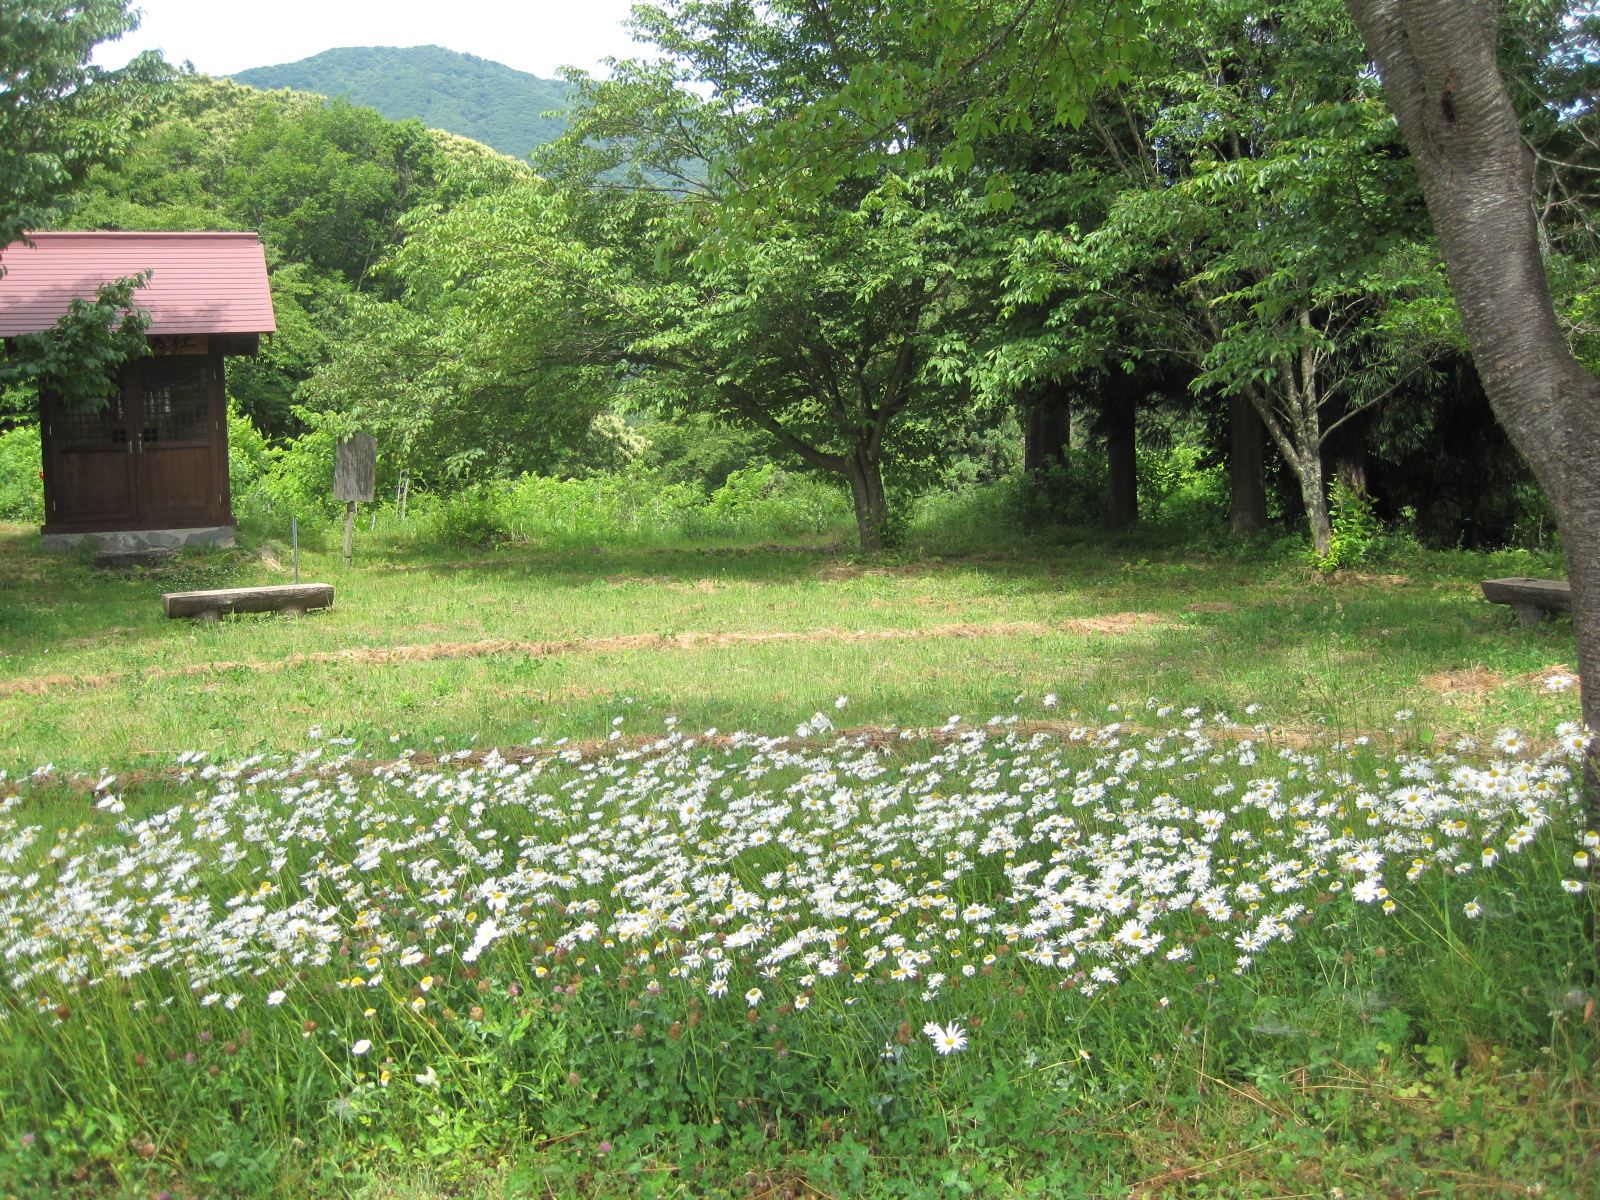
[0,525,1594,1199]
[0,525,1579,772]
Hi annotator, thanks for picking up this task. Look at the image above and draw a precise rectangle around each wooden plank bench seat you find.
[162,583,334,621]
[1480,577,1571,627]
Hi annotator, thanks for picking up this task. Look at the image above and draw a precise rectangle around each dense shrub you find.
[425,484,513,547]
[0,426,42,524]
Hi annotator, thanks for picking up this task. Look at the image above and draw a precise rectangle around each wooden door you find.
[40,390,139,533]
[41,356,232,534]
[128,356,227,528]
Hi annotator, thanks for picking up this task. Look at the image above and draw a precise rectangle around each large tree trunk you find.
[1344,0,1600,873]
[1228,392,1268,536]
[1024,380,1072,474]
[1103,376,1138,528]
[841,450,889,552]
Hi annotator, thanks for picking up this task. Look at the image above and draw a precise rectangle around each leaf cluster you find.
[0,272,151,408]
[0,0,174,250]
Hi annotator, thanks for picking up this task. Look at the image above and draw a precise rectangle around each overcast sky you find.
[94,0,648,79]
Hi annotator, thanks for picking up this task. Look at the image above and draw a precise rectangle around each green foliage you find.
[424,485,512,547]
[1309,479,1383,573]
[0,273,151,408]
[225,402,272,500]
[233,422,341,531]
[223,264,346,436]
[62,76,524,438]
[409,467,851,551]
[231,45,572,160]
[0,1,172,250]
[0,425,43,523]
[999,0,1437,553]
[69,78,449,287]
[634,413,774,492]
[296,287,611,483]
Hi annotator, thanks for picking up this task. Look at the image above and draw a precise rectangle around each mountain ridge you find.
[230,45,570,159]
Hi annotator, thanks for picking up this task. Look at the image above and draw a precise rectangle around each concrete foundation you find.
[40,526,236,555]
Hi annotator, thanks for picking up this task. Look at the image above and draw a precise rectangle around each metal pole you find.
[291,516,300,584]
[343,500,356,567]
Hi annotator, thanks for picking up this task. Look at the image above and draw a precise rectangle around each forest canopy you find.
[6,0,1596,562]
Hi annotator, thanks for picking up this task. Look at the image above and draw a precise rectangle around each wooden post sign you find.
[334,433,376,566]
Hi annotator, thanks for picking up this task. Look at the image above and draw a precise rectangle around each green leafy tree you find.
[310,41,1010,550]
[646,0,1600,878]
[65,76,529,434]
[1340,0,1600,884]
[0,2,171,407]
[998,0,1440,556]
[0,0,171,249]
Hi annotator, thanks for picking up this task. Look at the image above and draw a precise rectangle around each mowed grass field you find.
[0,524,1579,772]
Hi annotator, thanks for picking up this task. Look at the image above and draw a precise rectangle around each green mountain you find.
[231,45,570,159]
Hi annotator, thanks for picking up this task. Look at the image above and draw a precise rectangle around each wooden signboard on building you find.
[149,334,209,356]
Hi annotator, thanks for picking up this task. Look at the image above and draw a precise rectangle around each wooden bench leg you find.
[195,609,222,623]
[1513,603,1547,628]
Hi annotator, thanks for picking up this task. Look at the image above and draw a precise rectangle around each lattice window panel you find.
[136,361,210,444]
[53,397,130,450]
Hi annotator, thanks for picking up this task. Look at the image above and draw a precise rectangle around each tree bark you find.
[1344,0,1600,869]
[1228,391,1268,536]
[1244,377,1333,558]
[1298,457,1333,560]
[1024,380,1072,474]
[1103,375,1138,528]
[841,450,889,551]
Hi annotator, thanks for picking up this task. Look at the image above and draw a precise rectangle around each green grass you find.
[0,524,1578,773]
[0,523,1594,1200]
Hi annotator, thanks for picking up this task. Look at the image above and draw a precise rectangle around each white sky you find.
[94,0,649,79]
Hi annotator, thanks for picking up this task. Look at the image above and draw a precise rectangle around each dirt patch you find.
[1421,667,1503,698]
[815,560,937,582]
[0,618,1162,699]
[1326,571,1412,586]
[1183,601,1237,614]
[1061,611,1166,635]
[1519,663,1582,695]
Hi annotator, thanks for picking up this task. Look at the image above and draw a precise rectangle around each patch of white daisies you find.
[1,707,1594,1054]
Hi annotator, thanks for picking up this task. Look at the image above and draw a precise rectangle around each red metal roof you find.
[0,231,276,337]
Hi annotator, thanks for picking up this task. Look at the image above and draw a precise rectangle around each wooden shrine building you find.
[0,232,276,552]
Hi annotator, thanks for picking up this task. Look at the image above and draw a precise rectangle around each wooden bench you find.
[1480,577,1571,627]
[162,583,334,621]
